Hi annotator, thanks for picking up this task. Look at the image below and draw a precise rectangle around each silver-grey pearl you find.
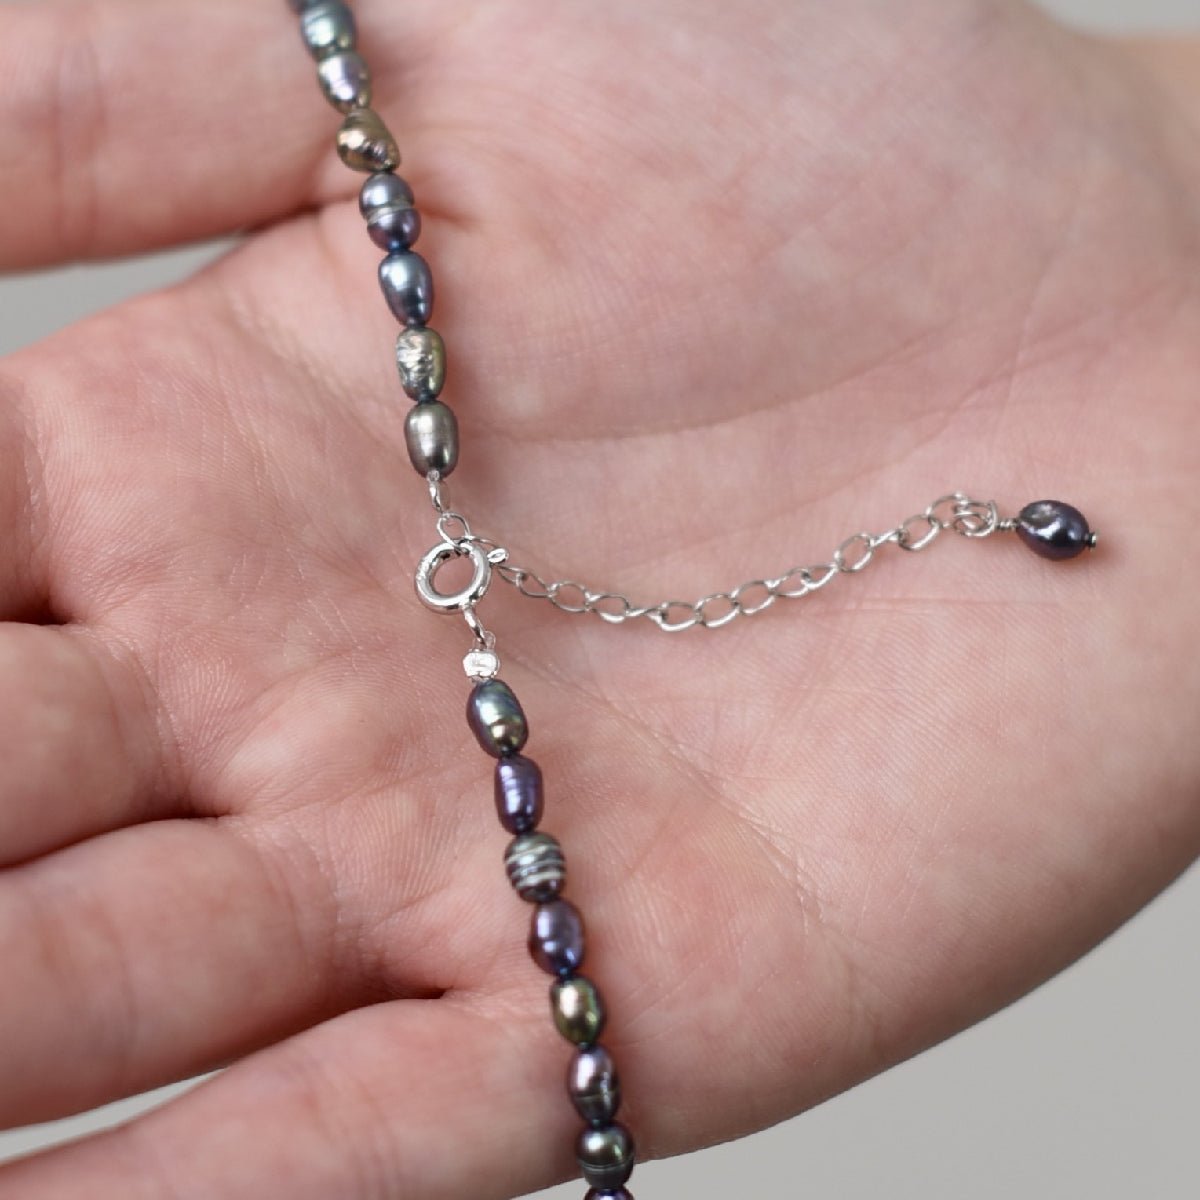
[360,172,414,217]
[551,975,606,1046]
[336,108,401,173]
[466,679,528,758]
[317,50,371,112]
[379,251,434,326]
[505,832,565,902]
[395,327,446,401]
[288,0,322,10]
[360,173,421,250]
[404,401,458,478]
[569,1045,622,1126]
[576,1123,636,1191]
[300,0,356,59]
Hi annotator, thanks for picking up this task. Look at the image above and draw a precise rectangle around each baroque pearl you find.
[336,108,401,173]
[395,327,447,401]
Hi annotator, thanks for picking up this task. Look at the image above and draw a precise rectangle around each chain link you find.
[422,476,1009,632]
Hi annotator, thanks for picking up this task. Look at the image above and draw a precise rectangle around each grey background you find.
[0,1,1196,1196]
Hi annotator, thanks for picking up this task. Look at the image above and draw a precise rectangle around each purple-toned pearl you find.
[569,1045,622,1126]
[1014,500,1096,561]
[530,898,585,976]
[368,206,422,251]
[585,1191,634,1200]
[494,754,544,834]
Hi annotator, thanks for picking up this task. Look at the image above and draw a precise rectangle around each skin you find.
[0,0,1197,1194]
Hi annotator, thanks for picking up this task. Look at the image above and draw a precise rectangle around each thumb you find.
[1116,34,1200,130]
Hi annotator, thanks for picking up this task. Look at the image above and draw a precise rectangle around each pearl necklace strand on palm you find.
[286,3,1098,1194]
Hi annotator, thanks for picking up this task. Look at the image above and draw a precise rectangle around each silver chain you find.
[424,475,1016,633]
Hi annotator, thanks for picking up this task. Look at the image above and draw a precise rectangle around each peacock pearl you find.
[379,250,434,326]
[494,754,544,834]
[467,679,528,757]
[1014,500,1096,561]
[299,0,356,59]
[576,1123,636,1190]
[505,832,566,902]
[551,975,606,1046]
[569,1045,622,1126]
[584,1191,634,1200]
[317,49,371,112]
[530,898,585,976]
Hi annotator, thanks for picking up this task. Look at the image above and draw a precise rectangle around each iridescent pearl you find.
[494,754,543,834]
[336,108,401,173]
[1014,500,1097,561]
[379,250,434,326]
[505,832,565,902]
[395,327,447,401]
[467,679,528,758]
[576,1123,636,1191]
[300,1,356,60]
[530,898,585,975]
[404,402,458,477]
[317,50,371,113]
[584,1190,634,1200]
[569,1045,622,1126]
[551,975,606,1046]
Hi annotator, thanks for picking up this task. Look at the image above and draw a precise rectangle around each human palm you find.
[0,0,1197,1195]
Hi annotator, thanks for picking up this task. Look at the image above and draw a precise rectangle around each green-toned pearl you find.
[467,679,528,758]
[551,975,606,1046]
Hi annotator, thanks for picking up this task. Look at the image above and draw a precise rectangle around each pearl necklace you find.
[286,2,1098,1193]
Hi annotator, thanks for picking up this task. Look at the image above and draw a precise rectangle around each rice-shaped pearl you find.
[505,831,565,902]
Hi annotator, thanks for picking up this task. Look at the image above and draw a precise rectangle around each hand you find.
[0,1,1197,1195]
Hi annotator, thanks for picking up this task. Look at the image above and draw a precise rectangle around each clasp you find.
[414,537,507,613]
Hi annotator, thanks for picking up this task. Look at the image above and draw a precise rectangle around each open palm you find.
[1,1,1198,1195]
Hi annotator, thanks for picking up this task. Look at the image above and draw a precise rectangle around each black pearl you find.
[551,975,606,1046]
[505,832,566,902]
[467,679,528,758]
[379,250,434,326]
[1014,500,1097,561]
[404,401,458,478]
[576,1123,636,1191]
[530,898,585,976]
[494,754,544,833]
[569,1045,622,1126]
[584,1191,634,1200]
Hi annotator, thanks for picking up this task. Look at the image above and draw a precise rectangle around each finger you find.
[0,995,590,1199]
[0,622,176,865]
[0,817,364,1126]
[0,0,411,270]
[0,381,50,618]
[1118,35,1200,128]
